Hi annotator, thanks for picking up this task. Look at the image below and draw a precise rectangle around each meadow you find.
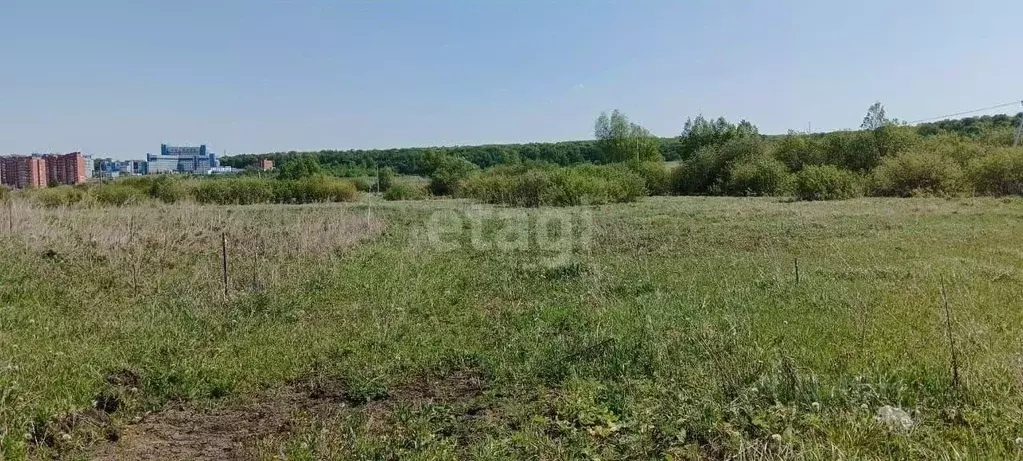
[1,195,1022,459]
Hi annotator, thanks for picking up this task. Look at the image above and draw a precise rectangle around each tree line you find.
[223,108,1019,177]
[219,104,1023,202]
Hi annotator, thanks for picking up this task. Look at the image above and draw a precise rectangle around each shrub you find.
[0,186,10,203]
[794,165,863,201]
[383,181,428,201]
[820,130,879,172]
[277,156,324,180]
[92,184,149,206]
[674,137,766,195]
[351,177,373,192]
[459,164,645,207]
[724,156,791,196]
[914,133,987,166]
[116,176,191,203]
[148,176,190,203]
[773,134,824,171]
[30,186,90,208]
[428,156,479,196]
[275,176,357,204]
[626,161,671,195]
[967,148,1023,196]
[194,178,274,205]
[377,167,396,192]
[870,151,965,197]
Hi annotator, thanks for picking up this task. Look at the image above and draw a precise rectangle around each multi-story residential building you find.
[0,155,48,189]
[147,144,215,174]
[43,152,87,186]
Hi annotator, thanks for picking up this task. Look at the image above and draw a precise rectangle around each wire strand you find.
[907,101,1022,125]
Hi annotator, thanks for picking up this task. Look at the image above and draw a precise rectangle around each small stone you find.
[60,433,72,441]
[875,405,914,431]
[811,402,820,411]
[1015,436,1023,445]
[770,433,782,442]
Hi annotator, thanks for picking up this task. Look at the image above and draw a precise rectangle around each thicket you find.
[459,163,645,207]
[17,175,358,208]
[794,165,863,201]
[967,148,1023,196]
[382,181,428,201]
[870,150,965,197]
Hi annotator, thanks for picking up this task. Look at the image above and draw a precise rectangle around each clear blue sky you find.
[2,1,1021,159]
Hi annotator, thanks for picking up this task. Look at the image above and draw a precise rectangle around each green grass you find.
[2,197,1023,459]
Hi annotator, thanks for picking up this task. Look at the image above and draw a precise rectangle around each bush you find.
[148,176,190,203]
[277,156,324,180]
[820,130,878,172]
[460,164,645,207]
[626,161,671,195]
[0,186,10,203]
[870,151,965,197]
[428,156,480,196]
[377,167,396,192]
[674,137,766,195]
[794,165,863,201]
[351,177,373,192]
[194,178,274,205]
[913,133,987,166]
[274,176,357,204]
[93,184,149,206]
[967,148,1023,196]
[193,176,357,205]
[31,186,90,208]
[383,181,428,201]
[773,134,825,171]
[724,156,791,196]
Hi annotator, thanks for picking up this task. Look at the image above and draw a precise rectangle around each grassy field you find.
[1,196,1023,459]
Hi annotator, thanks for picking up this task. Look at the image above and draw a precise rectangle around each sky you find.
[1,0,1022,159]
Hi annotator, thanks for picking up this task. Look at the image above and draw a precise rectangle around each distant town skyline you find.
[3,1,1023,159]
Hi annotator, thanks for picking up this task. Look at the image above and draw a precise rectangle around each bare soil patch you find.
[86,368,487,460]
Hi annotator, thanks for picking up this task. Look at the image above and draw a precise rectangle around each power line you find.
[907,100,1022,125]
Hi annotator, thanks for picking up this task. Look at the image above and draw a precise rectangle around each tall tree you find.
[594,110,661,163]
[861,102,893,130]
[678,115,759,159]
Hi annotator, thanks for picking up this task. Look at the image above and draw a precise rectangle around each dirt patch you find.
[87,368,488,460]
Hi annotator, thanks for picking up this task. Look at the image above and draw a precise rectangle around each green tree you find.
[277,156,324,180]
[678,115,759,159]
[861,102,891,130]
[594,110,662,163]
[427,155,479,195]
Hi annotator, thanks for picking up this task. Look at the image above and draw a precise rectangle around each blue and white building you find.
[147,144,217,174]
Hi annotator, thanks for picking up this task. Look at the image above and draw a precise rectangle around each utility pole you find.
[1014,101,1023,147]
